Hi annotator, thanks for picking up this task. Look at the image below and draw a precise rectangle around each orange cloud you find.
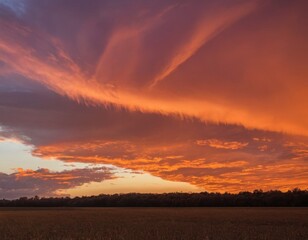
[0,1,307,136]
[30,136,307,193]
[148,1,258,87]
[196,139,248,150]
[0,87,307,193]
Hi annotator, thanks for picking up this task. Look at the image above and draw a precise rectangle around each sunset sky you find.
[0,0,307,199]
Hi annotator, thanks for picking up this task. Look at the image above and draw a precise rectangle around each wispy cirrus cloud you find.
[0,0,307,135]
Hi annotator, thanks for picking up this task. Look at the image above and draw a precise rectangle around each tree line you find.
[0,189,307,207]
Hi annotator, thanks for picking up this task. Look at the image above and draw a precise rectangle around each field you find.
[0,208,307,240]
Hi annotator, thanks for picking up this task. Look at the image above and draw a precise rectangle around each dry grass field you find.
[0,207,307,240]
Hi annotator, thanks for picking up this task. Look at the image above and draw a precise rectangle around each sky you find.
[0,0,307,199]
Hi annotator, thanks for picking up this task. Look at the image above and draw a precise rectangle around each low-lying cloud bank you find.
[0,167,115,199]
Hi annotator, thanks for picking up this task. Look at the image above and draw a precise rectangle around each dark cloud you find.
[0,167,115,199]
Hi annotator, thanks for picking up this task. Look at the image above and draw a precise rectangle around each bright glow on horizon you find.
[0,140,202,198]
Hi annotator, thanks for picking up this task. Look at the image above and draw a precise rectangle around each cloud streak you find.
[149,1,258,87]
[196,139,248,150]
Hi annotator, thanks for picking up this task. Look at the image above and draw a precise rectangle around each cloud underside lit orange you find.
[1,89,307,193]
[0,0,308,195]
[32,139,308,193]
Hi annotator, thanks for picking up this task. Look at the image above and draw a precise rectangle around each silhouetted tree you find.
[0,189,307,207]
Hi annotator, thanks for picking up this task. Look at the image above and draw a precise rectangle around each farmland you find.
[0,207,307,240]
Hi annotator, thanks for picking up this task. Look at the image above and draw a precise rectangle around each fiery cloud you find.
[0,87,307,193]
[0,0,307,135]
[0,0,307,196]
[196,139,248,150]
[31,139,307,193]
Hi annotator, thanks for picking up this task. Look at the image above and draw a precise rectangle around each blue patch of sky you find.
[0,0,26,16]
